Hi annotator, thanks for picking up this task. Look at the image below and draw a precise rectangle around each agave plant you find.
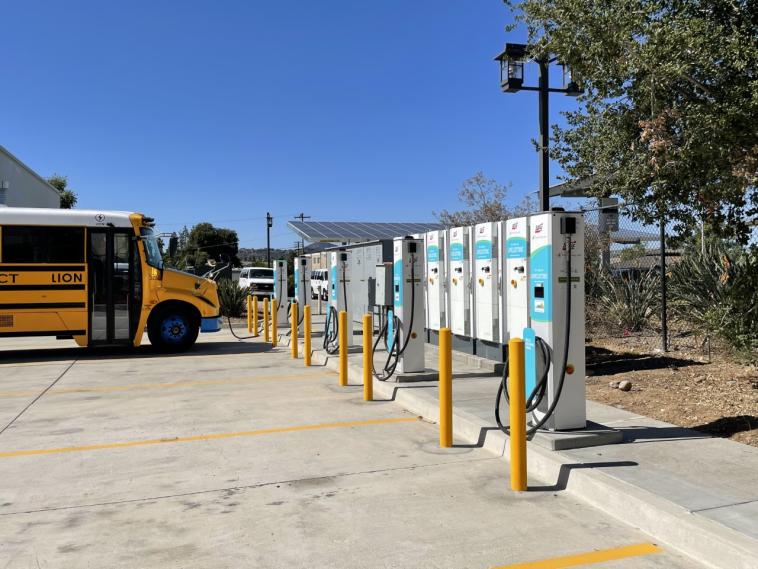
[597,269,661,333]
[217,278,247,318]
[669,239,758,359]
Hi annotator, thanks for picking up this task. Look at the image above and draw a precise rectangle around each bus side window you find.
[2,226,85,263]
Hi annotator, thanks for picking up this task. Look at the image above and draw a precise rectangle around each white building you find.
[0,144,62,208]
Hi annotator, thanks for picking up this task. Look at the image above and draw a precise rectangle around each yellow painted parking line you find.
[0,416,420,458]
[490,542,662,569]
[0,373,321,398]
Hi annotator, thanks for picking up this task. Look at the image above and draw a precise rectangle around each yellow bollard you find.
[509,338,527,492]
[439,328,453,447]
[247,295,253,333]
[303,305,312,366]
[252,296,259,337]
[263,297,270,343]
[339,310,347,386]
[363,314,373,401]
[291,301,298,359]
[271,298,278,347]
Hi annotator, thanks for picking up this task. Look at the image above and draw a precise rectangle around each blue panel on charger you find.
[523,327,537,396]
[387,308,395,346]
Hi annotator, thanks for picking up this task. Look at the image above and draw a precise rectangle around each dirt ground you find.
[585,335,758,447]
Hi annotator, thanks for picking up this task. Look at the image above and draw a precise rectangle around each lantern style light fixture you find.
[494,41,584,211]
[495,43,527,93]
[562,63,582,96]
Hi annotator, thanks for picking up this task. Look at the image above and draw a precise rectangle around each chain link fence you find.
[579,201,677,347]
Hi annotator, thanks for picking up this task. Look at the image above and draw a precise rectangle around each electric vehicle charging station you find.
[425,230,447,345]
[293,256,311,330]
[527,211,586,430]
[502,217,530,340]
[324,250,354,351]
[273,259,289,325]
[473,222,504,360]
[392,236,424,373]
[448,226,474,350]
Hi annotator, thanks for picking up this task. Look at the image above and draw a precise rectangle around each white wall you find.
[0,147,61,208]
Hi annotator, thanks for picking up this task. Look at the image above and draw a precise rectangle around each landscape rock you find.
[609,381,620,389]
[618,380,632,392]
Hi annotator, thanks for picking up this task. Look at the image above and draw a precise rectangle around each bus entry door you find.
[89,230,135,344]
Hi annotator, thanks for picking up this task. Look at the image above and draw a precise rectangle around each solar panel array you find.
[288,220,445,243]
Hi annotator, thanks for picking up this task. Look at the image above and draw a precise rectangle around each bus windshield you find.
[140,227,164,269]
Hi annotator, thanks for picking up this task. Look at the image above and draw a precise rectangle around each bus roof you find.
[0,207,138,228]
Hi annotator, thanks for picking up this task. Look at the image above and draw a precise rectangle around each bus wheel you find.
[148,306,199,352]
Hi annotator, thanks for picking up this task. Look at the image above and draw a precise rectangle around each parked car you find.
[239,267,274,299]
[311,269,328,300]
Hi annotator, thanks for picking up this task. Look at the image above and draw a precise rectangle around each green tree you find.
[504,0,758,242]
[434,171,533,226]
[46,174,78,209]
[173,222,241,272]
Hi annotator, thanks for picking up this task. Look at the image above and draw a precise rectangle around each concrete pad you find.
[295,328,758,569]
[529,421,623,451]
[0,330,703,568]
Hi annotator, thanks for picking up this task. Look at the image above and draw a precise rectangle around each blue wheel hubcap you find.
[160,315,188,344]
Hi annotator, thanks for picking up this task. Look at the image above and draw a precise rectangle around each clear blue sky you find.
[2,0,579,249]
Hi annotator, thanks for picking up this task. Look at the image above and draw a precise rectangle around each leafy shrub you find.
[597,269,660,332]
[669,239,758,359]
[217,278,247,318]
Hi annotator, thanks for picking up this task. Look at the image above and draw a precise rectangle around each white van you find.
[239,266,275,299]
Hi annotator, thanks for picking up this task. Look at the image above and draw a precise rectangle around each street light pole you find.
[538,59,550,212]
[495,43,581,213]
[266,212,273,268]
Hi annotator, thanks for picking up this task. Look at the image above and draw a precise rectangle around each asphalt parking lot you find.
[0,329,702,568]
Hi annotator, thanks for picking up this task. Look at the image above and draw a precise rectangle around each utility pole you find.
[266,212,273,268]
[294,213,310,257]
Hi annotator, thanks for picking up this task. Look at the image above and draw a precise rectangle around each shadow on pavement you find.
[529,460,639,492]
[0,340,273,365]
[452,427,502,449]
[618,424,712,443]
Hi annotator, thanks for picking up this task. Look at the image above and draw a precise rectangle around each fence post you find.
[509,338,527,492]
[439,328,452,448]
[290,301,298,359]
[263,297,270,343]
[363,314,373,401]
[304,305,312,366]
[339,310,347,386]
[271,298,278,347]
[247,295,253,333]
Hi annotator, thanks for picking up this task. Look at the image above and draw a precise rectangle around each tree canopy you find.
[505,0,757,242]
[435,171,532,226]
[46,174,78,209]
[168,223,241,271]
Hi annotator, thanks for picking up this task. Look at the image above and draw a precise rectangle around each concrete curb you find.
[281,334,758,569]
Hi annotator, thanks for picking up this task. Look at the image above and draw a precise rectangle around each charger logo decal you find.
[475,240,492,260]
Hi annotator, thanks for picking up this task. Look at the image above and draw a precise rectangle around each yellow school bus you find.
[0,208,221,351]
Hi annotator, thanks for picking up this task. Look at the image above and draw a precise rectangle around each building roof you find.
[288,220,444,244]
[0,207,136,228]
[0,144,63,200]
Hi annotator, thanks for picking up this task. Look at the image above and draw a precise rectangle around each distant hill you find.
[237,243,330,264]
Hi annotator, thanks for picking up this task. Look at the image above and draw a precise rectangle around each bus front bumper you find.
[201,316,222,333]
